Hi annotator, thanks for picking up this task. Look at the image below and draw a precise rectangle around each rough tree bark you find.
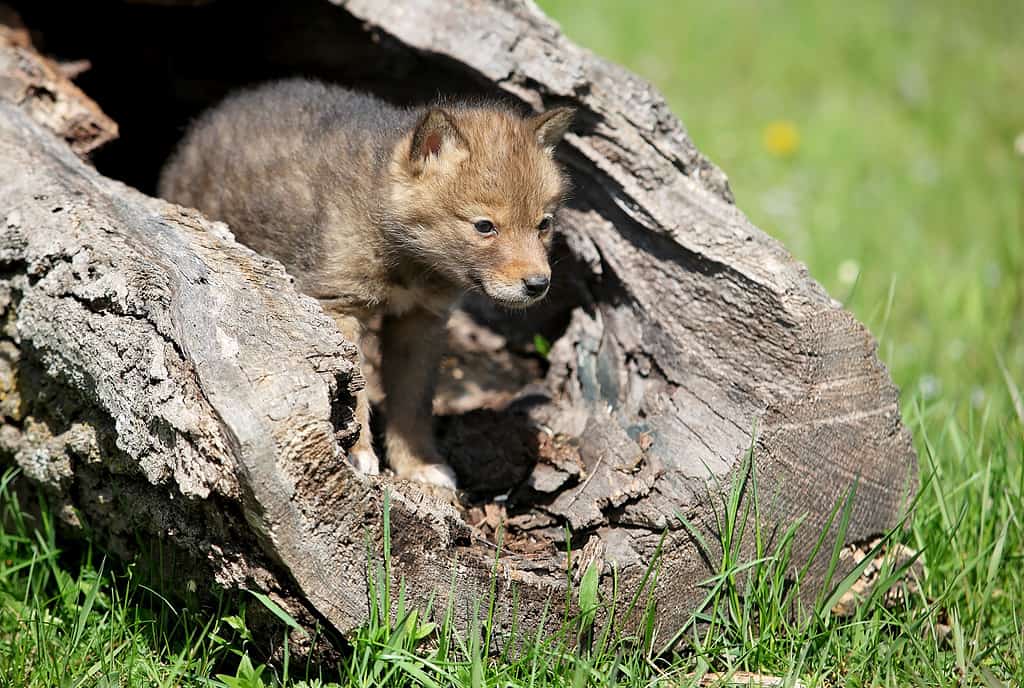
[0,0,917,649]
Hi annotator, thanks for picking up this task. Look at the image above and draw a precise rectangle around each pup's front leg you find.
[380,307,456,489]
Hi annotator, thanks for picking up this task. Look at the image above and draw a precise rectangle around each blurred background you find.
[540,0,1023,426]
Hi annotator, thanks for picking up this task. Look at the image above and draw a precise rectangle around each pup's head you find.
[388,103,574,308]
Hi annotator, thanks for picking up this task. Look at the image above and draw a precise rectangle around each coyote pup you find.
[159,79,573,489]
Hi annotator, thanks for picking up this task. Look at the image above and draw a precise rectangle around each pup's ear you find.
[409,108,466,168]
[529,106,575,149]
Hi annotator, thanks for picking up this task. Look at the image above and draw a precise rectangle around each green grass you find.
[2,1,1023,685]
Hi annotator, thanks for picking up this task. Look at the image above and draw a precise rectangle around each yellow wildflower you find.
[763,120,800,157]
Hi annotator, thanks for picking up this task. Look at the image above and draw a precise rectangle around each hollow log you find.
[0,0,917,648]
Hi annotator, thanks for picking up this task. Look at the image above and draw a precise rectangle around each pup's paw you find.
[407,462,458,490]
[348,448,380,476]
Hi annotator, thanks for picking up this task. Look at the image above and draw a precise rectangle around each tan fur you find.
[158,80,573,488]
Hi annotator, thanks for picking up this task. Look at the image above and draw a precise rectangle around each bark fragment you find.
[0,9,116,156]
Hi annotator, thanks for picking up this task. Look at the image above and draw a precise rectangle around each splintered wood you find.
[0,7,116,156]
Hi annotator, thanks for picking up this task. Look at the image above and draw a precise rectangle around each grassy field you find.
[2,1,1022,685]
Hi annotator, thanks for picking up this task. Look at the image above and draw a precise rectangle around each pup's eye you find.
[473,219,496,235]
[538,215,553,232]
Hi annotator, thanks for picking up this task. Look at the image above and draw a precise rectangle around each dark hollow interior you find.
[19,1,510,193]
[15,0,597,538]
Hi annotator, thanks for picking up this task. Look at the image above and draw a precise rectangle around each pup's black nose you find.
[523,275,550,297]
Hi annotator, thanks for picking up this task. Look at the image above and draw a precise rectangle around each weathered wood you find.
[0,15,116,156]
[0,0,917,649]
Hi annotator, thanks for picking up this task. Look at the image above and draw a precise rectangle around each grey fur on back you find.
[158,79,418,294]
